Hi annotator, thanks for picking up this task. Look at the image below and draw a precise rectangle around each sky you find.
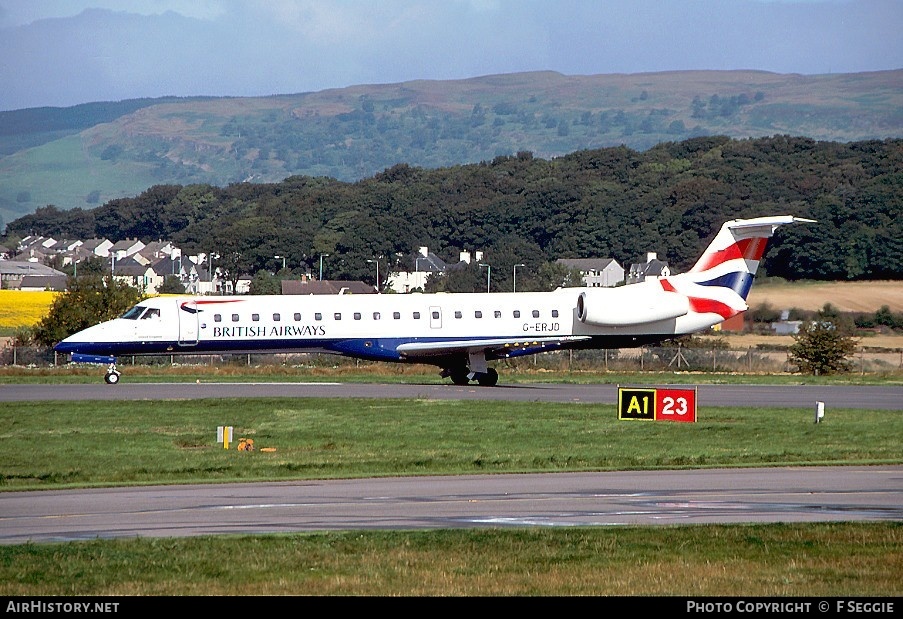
[0,0,901,112]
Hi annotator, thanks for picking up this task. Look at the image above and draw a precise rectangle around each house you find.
[388,246,448,293]
[19,274,68,291]
[16,235,56,263]
[150,255,187,291]
[0,261,67,289]
[626,252,671,284]
[111,257,157,293]
[81,238,114,258]
[109,239,145,260]
[282,279,376,295]
[137,241,176,266]
[555,258,624,287]
[715,312,747,332]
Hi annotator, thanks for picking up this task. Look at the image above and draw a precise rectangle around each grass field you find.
[747,280,903,313]
[3,398,901,490]
[0,396,900,597]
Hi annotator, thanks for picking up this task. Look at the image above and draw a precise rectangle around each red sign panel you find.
[655,388,697,423]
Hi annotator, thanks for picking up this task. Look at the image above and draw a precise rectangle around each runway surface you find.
[2,466,901,545]
[2,381,900,409]
[1,381,899,545]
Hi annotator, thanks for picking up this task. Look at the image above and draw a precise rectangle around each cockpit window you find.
[141,308,161,320]
[122,306,146,320]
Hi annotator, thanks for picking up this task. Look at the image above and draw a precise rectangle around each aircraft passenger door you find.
[429,306,442,329]
[177,300,199,346]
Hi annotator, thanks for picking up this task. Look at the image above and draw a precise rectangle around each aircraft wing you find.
[396,335,592,360]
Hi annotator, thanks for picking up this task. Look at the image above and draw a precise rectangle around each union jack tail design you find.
[661,216,814,321]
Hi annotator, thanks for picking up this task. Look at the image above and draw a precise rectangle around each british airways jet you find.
[55,216,812,386]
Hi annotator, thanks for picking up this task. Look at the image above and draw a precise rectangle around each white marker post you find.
[217,426,233,449]
[814,402,825,424]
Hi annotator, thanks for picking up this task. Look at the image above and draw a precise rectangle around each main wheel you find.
[104,371,120,385]
[477,368,498,387]
[449,368,470,385]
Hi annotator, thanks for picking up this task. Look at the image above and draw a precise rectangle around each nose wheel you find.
[104,363,121,385]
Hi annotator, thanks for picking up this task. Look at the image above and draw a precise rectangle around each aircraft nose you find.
[53,322,107,354]
[54,334,84,354]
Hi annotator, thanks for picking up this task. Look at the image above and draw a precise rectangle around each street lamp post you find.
[479,263,491,293]
[209,252,220,294]
[513,263,525,292]
[275,255,285,271]
[367,257,381,293]
[319,253,329,281]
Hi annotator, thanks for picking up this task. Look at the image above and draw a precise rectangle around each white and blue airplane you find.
[55,216,813,385]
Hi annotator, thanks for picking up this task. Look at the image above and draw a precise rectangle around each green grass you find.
[2,398,901,490]
[1,363,901,385]
[0,392,900,597]
[2,524,900,596]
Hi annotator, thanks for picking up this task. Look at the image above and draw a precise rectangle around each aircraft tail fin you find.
[662,215,814,320]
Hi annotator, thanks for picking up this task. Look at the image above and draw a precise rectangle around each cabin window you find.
[231,314,239,322]
[334,313,342,320]
[373,312,381,320]
[354,312,362,320]
[474,311,482,318]
[252,313,260,322]
[214,314,222,323]
[294,312,301,321]
[393,312,401,319]
[494,310,501,318]
[431,311,439,320]
[532,310,540,318]
[454,311,462,319]
[552,310,559,318]
[413,312,421,319]
[513,310,521,318]
[273,313,281,321]
[315,313,322,321]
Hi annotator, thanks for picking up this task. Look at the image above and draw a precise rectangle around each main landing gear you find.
[442,367,499,387]
[104,362,121,385]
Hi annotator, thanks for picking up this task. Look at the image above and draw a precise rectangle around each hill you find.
[1,69,902,228]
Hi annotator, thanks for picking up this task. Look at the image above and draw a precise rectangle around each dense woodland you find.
[3,135,902,293]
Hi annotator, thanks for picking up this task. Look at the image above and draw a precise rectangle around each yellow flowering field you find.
[0,290,58,328]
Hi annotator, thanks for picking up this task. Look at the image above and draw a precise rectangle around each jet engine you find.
[576,283,690,327]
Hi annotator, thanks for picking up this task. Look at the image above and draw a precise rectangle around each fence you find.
[2,344,901,375]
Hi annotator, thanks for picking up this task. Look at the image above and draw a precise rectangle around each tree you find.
[157,275,186,294]
[426,262,483,293]
[33,274,145,347]
[748,302,782,324]
[788,321,858,375]
[249,270,281,295]
[535,262,584,291]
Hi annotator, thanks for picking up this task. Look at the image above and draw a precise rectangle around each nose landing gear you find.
[104,363,121,385]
